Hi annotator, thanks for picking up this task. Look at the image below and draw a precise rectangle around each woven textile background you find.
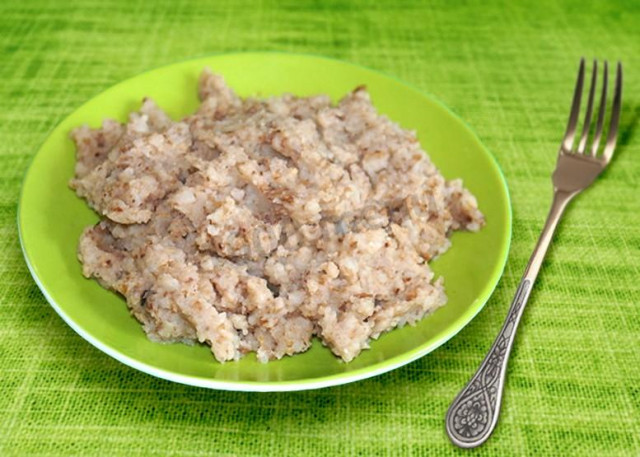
[1,1,639,455]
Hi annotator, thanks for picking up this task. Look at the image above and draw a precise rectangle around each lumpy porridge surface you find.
[71,69,484,362]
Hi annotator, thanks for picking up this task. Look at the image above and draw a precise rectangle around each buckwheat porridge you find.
[70,69,484,363]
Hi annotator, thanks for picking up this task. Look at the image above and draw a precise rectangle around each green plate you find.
[18,52,511,391]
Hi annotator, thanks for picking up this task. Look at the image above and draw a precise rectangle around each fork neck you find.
[522,190,576,282]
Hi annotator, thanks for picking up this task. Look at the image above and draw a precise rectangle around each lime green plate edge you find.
[18,52,512,391]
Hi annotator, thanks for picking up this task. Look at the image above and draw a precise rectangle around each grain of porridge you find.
[71,69,484,362]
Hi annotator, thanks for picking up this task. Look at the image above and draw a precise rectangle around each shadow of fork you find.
[601,102,640,176]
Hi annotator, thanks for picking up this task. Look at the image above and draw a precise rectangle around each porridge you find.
[70,69,484,363]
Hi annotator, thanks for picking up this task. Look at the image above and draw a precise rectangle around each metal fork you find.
[445,59,623,448]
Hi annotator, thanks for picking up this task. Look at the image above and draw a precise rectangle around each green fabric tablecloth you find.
[1,1,639,455]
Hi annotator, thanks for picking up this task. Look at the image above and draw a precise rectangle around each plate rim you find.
[18,51,512,392]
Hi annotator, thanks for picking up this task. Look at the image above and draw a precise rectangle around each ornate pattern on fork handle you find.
[446,279,531,447]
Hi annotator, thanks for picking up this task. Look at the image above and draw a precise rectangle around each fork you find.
[445,58,623,448]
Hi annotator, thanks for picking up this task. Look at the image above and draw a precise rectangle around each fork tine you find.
[590,61,608,156]
[602,62,623,163]
[577,60,598,154]
[562,58,585,152]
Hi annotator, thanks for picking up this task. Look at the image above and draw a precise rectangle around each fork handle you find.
[445,190,574,448]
